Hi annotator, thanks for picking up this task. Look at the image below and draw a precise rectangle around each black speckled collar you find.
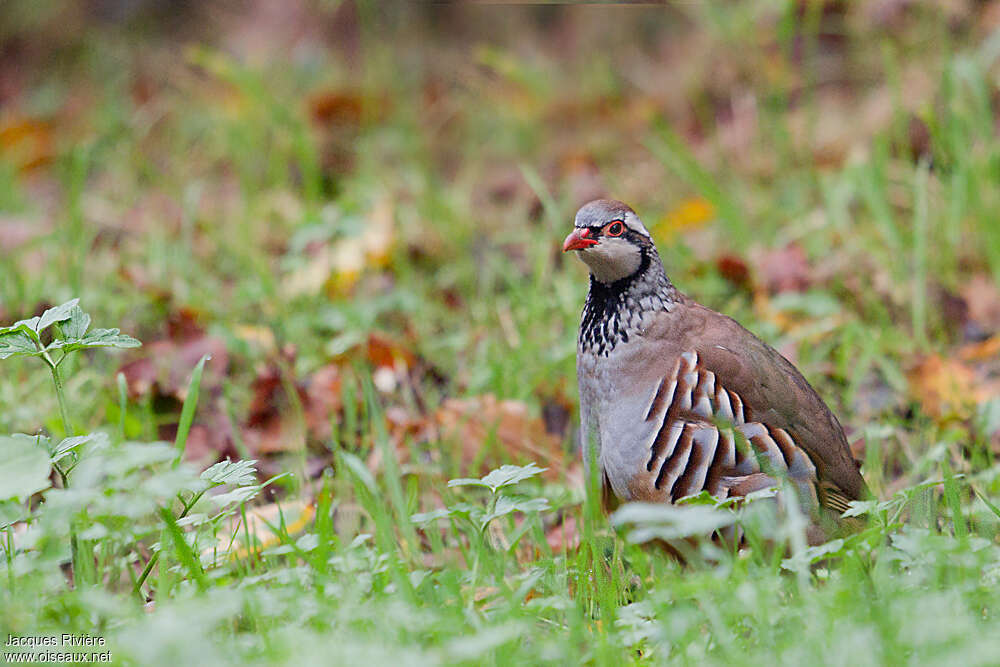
[579,247,678,357]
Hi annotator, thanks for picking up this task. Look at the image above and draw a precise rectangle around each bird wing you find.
[678,301,869,503]
[592,300,868,516]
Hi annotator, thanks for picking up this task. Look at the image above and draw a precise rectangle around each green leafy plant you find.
[0,299,141,581]
[0,299,263,598]
[413,462,550,537]
[0,298,139,441]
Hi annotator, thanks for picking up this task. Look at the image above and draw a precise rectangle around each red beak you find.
[562,228,598,252]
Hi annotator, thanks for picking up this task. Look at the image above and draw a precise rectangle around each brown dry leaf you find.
[435,395,565,480]
[118,322,233,463]
[242,354,306,455]
[302,363,343,442]
[242,358,352,456]
[367,394,569,481]
[338,331,430,397]
[0,116,54,172]
[752,242,813,294]
[308,90,364,128]
[906,354,988,420]
[119,335,228,401]
[959,335,1000,363]
[364,331,417,372]
[539,387,574,441]
[716,254,753,290]
[282,198,394,297]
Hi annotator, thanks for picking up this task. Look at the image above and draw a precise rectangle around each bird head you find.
[563,199,654,284]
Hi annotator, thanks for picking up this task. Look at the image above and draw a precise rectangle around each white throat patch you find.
[578,237,642,283]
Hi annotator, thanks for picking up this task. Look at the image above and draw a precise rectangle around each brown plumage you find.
[565,199,868,539]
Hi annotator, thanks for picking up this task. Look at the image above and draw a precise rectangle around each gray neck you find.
[579,247,678,357]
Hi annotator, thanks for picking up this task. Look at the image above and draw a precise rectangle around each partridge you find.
[564,199,868,538]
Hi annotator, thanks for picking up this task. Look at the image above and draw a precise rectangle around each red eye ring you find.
[605,221,625,237]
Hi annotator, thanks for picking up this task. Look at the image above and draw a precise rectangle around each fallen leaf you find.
[716,254,753,290]
[203,499,315,562]
[308,90,364,128]
[434,395,566,480]
[363,331,416,372]
[752,242,813,294]
[119,335,228,400]
[959,336,1000,363]
[0,116,54,172]
[302,363,343,442]
[242,351,306,455]
[366,394,571,483]
[906,355,988,420]
[118,310,233,463]
[652,197,716,239]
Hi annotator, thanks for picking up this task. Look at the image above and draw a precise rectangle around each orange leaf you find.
[906,355,982,420]
[653,197,716,238]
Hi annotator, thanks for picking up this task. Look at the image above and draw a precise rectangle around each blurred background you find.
[2,0,1000,497]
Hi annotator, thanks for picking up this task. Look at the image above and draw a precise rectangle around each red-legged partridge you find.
[564,199,868,538]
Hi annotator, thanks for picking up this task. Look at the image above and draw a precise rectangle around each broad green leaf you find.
[81,328,141,348]
[49,328,142,352]
[61,305,91,339]
[781,538,846,573]
[0,435,52,501]
[51,432,109,465]
[0,499,29,529]
[0,322,38,339]
[3,319,40,338]
[446,477,487,489]
[480,496,549,529]
[201,459,258,487]
[676,490,720,506]
[209,485,261,507]
[448,463,547,493]
[35,298,80,333]
[611,502,738,543]
[0,331,39,359]
[842,500,880,518]
[296,533,319,552]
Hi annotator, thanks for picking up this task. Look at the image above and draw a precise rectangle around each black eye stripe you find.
[584,222,627,237]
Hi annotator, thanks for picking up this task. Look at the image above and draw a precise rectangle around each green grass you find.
[3,3,1000,665]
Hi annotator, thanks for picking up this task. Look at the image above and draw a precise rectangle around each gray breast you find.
[587,347,820,512]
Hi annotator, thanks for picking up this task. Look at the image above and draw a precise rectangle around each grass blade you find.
[173,354,209,466]
[158,505,207,591]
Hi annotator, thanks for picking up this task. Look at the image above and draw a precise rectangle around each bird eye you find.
[605,221,625,237]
